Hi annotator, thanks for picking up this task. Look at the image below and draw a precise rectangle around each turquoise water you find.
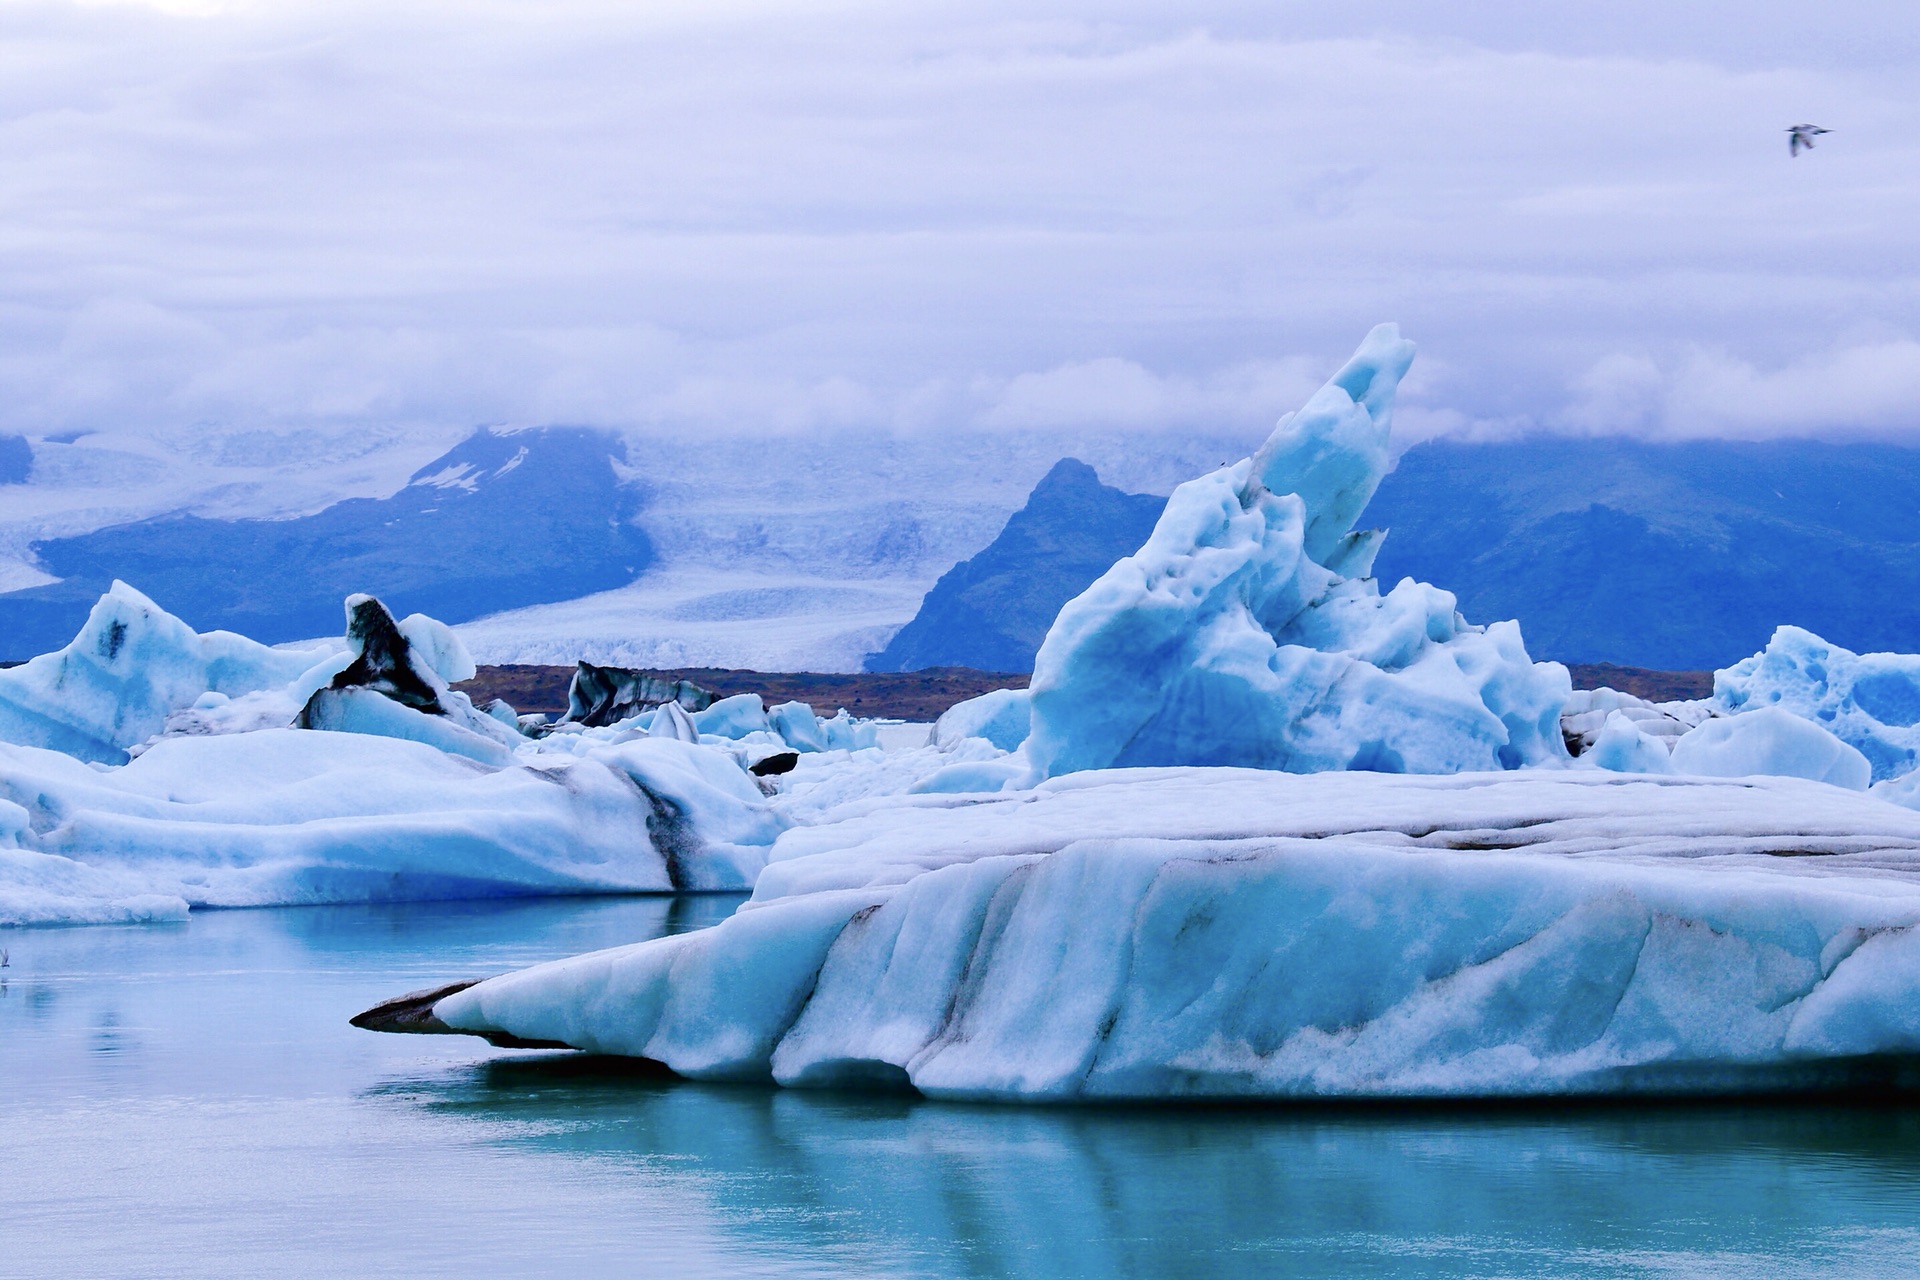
[4,898,1920,1279]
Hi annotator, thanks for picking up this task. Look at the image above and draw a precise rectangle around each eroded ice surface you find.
[1718,625,1920,783]
[435,768,1920,1100]
[1014,326,1570,783]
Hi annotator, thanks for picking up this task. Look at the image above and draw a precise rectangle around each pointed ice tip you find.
[1329,323,1417,419]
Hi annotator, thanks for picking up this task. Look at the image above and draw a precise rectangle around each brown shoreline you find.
[456,661,1713,722]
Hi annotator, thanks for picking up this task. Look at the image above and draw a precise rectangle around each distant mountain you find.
[0,434,28,484]
[1365,437,1920,671]
[873,437,1920,675]
[0,427,652,659]
[865,458,1165,673]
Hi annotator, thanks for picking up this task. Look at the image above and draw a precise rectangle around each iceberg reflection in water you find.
[5,899,1920,1279]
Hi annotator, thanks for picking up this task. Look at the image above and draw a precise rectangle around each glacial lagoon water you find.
[5,897,1920,1279]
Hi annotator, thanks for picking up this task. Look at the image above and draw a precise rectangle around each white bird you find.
[1788,124,1830,157]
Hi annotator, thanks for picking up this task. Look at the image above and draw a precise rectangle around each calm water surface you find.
[4,897,1920,1279]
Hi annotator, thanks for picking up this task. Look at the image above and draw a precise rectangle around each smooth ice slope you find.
[433,768,1920,1100]
[1716,626,1920,782]
[1669,707,1871,791]
[0,581,334,764]
[1023,325,1569,780]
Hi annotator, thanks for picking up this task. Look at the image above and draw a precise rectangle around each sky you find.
[3,0,1918,459]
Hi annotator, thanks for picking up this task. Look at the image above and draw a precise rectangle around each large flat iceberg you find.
[419,768,1920,1099]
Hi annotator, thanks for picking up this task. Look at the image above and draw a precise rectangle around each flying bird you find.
[1788,124,1830,156]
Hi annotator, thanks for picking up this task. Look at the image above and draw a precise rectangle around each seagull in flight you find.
[1788,124,1830,156]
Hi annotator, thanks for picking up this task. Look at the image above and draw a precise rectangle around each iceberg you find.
[0,585,836,924]
[0,581,335,764]
[1669,707,1871,791]
[1021,325,1570,781]
[385,767,1920,1099]
[931,688,1031,752]
[351,328,1920,1101]
[1716,626,1920,783]
[296,595,523,764]
[566,660,714,728]
[1583,710,1676,775]
[0,726,783,926]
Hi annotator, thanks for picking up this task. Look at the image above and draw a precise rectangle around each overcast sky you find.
[3,0,1918,455]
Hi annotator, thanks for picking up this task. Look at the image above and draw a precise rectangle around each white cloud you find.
[0,0,1917,455]
[1558,341,1920,439]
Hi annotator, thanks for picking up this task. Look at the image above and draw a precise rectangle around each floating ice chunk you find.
[693,694,769,739]
[1022,326,1570,781]
[1670,706,1870,790]
[820,709,879,752]
[1560,688,1709,758]
[1585,711,1675,775]
[297,595,520,758]
[396,613,477,684]
[414,769,1920,1099]
[650,700,701,743]
[299,685,514,766]
[932,688,1031,752]
[566,661,713,728]
[0,581,334,764]
[770,701,828,753]
[1716,626,1920,782]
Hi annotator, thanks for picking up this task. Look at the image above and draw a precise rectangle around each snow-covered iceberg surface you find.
[1021,325,1569,781]
[401,768,1920,1100]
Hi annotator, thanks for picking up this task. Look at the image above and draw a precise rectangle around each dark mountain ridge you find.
[0,426,652,658]
[873,436,1920,675]
[866,458,1165,673]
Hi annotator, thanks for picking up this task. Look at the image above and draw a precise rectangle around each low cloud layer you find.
[3,0,1918,458]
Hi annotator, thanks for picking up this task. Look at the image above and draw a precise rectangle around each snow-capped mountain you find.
[0,427,652,655]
